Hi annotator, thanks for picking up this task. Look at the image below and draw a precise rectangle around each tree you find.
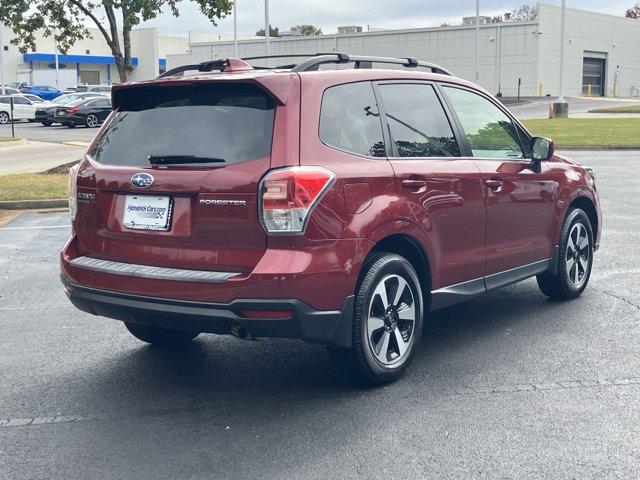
[291,24,322,36]
[626,3,640,18]
[491,15,504,23]
[0,0,233,83]
[255,25,279,37]
[511,4,537,21]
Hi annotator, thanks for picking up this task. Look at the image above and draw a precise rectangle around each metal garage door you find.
[79,70,100,85]
[582,56,606,96]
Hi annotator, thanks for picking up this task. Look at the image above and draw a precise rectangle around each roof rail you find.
[291,53,452,75]
[157,53,452,79]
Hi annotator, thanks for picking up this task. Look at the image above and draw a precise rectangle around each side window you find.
[319,82,385,157]
[443,86,524,159]
[13,97,29,105]
[378,83,460,157]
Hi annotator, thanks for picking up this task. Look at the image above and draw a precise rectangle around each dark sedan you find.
[54,97,112,128]
[35,92,108,126]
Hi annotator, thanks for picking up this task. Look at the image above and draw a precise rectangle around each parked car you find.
[19,85,63,100]
[54,96,112,127]
[75,85,112,93]
[61,54,601,385]
[35,92,108,126]
[7,81,29,90]
[0,87,21,95]
[0,95,39,123]
[21,93,47,104]
[63,87,78,94]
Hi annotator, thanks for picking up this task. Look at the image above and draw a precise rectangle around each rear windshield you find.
[89,83,275,167]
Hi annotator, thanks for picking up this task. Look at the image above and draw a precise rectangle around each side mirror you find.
[530,137,554,173]
[531,136,554,162]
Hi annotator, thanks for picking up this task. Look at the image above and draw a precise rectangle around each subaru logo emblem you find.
[131,173,154,188]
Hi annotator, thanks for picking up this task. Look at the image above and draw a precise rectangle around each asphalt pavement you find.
[0,121,98,144]
[509,96,640,120]
[1,150,639,479]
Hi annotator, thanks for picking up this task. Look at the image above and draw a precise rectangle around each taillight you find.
[260,166,335,234]
[68,164,79,221]
[68,107,79,113]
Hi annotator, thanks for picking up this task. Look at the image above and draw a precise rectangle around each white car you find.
[0,95,39,123]
[0,87,21,95]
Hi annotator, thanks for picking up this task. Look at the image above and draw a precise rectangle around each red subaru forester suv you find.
[61,54,601,385]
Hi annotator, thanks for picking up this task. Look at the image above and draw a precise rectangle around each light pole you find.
[233,0,238,57]
[475,0,480,82]
[0,21,5,95]
[54,33,60,90]
[264,0,270,61]
[558,0,566,102]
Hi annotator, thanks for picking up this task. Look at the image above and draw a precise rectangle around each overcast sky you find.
[138,1,634,37]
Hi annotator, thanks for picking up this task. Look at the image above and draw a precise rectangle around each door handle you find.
[484,179,503,190]
[401,179,427,189]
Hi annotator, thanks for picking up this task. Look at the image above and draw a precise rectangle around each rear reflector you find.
[239,309,294,319]
[260,166,335,234]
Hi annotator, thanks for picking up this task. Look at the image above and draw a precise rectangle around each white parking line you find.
[1,225,69,230]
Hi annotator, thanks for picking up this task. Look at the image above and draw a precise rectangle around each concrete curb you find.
[0,139,27,148]
[0,199,68,210]
[556,145,640,151]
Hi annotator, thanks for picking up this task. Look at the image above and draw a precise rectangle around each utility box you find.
[549,102,569,118]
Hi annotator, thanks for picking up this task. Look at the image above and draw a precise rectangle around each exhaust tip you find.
[230,324,254,340]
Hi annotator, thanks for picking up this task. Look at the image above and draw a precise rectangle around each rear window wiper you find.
[148,155,226,165]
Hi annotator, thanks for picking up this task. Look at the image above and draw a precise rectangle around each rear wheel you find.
[537,208,594,300]
[124,322,199,348]
[328,253,423,386]
[85,114,99,128]
[0,112,9,124]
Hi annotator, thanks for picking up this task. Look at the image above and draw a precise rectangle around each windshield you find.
[53,95,78,105]
[89,83,275,167]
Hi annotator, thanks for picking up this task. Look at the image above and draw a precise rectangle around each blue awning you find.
[23,52,139,66]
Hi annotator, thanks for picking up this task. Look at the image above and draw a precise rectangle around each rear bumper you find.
[62,278,354,347]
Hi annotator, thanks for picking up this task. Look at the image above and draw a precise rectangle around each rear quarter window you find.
[319,82,385,158]
[89,83,275,167]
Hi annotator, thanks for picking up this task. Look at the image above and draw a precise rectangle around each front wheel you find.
[537,208,594,300]
[124,322,199,348]
[329,252,423,386]
[0,112,9,124]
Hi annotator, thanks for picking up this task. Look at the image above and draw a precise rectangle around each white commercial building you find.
[0,25,188,88]
[168,3,640,98]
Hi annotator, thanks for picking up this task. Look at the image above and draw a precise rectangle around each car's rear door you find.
[375,81,486,296]
[440,84,556,278]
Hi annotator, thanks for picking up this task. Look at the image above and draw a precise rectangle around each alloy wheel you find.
[0,112,9,124]
[86,115,99,128]
[366,274,417,366]
[565,222,590,287]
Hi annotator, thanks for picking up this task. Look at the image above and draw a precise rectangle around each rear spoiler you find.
[111,74,294,109]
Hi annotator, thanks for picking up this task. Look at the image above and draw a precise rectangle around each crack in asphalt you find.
[594,288,640,311]
[1,376,637,429]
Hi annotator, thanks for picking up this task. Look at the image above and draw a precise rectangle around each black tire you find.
[41,121,53,127]
[67,123,76,128]
[124,322,199,348]
[328,252,423,386]
[537,208,594,300]
[0,112,9,124]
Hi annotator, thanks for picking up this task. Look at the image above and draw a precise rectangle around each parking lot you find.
[0,120,97,144]
[1,150,638,479]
